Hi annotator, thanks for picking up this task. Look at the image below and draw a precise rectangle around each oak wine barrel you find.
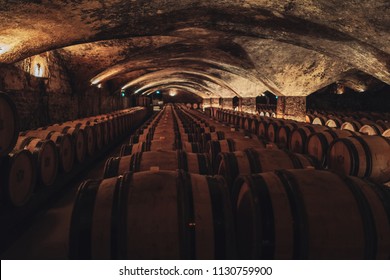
[328,135,390,183]
[205,138,276,168]
[312,116,327,126]
[216,148,320,189]
[16,136,59,187]
[69,170,236,259]
[359,123,387,136]
[232,169,390,259]
[63,122,96,156]
[0,150,36,207]
[289,125,328,154]
[305,129,357,167]
[119,139,178,156]
[341,120,365,132]
[44,124,86,163]
[325,117,344,128]
[22,130,74,173]
[266,120,286,143]
[276,123,299,148]
[181,141,204,153]
[103,150,212,178]
[0,92,19,157]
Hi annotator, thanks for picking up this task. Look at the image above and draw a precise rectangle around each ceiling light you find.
[0,44,10,55]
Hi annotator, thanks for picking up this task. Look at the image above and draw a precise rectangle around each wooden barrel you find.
[45,124,86,163]
[376,120,390,129]
[325,117,344,128]
[119,140,177,156]
[201,132,225,148]
[180,133,200,143]
[250,118,260,134]
[257,120,270,137]
[22,130,74,173]
[312,116,327,126]
[276,123,299,148]
[90,119,110,145]
[232,169,390,259]
[129,131,154,144]
[0,150,36,207]
[341,120,365,132]
[216,148,320,189]
[359,123,386,136]
[266,120,286,142]
[289,125,328,154]
[305,114,315,124]
[243,117,254,132]
[69,170,236,259]
[16,136,58,187]
[0,92,19,157]
[63,122,96,157]
[181,141,204,153]
[205,138,276,168]
[328,135,390,183]
[306,129,356,167]
[83,121,103,150]
[103,151,212,178]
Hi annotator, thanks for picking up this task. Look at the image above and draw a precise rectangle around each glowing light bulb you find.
[0,44,10,55]
[34,63,43,77]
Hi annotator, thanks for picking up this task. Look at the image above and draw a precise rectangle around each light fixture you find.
[33,63,44,77]
[336,83,345,95]
[0,44,10,55]
[169,89,177,97]
[97,83,102,89]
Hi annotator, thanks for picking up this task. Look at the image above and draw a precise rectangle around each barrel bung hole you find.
[236,182,255,259]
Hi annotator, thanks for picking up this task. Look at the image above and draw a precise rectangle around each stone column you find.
[241,97,257,114]
[210,98,220,108]
[222,98,234,110]
[276,96,306,122]
[202,98,211,108]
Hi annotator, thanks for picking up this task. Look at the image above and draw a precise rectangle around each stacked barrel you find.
[209,106,390,259]
[306,110,390,137]
[0,92,35,208]
[0,93,149,208]
[70,104,334,260]
[218,108,390,184]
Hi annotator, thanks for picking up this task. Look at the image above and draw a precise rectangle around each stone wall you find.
[276,96,306,122]
[221,98,233,109]
[241,97,256,113]
[0,52,127,131]
[210,98,220,108]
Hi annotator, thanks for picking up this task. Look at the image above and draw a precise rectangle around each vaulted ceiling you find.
[0,0,389,98]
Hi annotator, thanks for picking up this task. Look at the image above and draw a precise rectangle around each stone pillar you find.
[241,97,256,114]
[276,96,306,122]
[210,98,220,108]
[222,98,234,110]
[202,98,211,109]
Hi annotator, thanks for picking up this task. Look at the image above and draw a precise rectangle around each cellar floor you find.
[1,141,125,260]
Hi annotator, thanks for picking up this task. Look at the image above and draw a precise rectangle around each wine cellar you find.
[0,1,389,260]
